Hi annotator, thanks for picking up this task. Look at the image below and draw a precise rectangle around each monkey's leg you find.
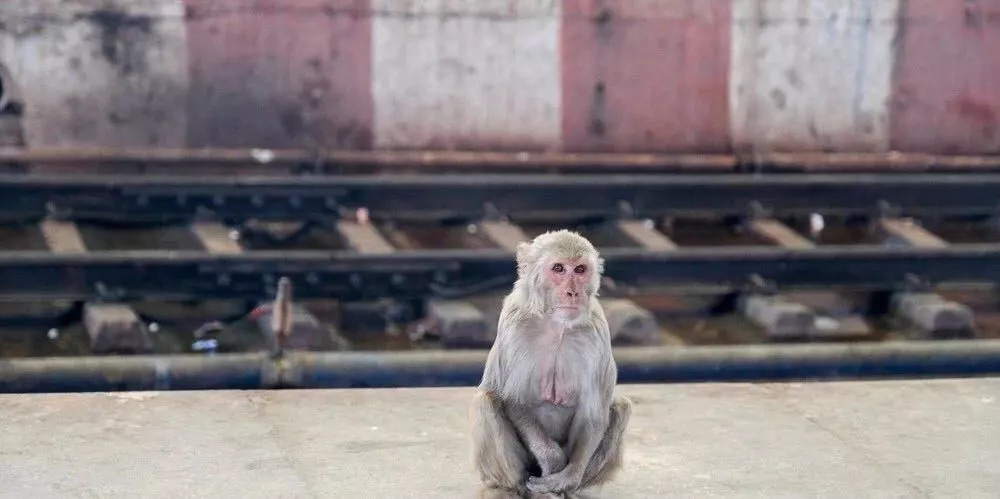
[472,390,531,496]
[526,408,607,494]
[507,405,568,476]
[580,396,633,488]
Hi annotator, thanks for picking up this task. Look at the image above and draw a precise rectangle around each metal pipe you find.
[290,350,487,389]
[611,340,1000,383]
[290,340,1000,388]
[0,353,277,393]
[2,340,1000,393]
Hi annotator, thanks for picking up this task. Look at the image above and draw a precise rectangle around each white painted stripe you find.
[729,0,901,153]
[371,0,561,150]
[0,0,188,147]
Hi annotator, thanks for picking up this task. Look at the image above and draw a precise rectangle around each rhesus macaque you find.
[471,230,631,498]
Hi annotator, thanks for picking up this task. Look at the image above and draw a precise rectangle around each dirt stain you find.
[81,9,154,75]
[770,88,787,110]
[588,82,607,137]
[950,95,998,139]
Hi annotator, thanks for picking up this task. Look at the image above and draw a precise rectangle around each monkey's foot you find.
[478,485,522,499]
[526,468,581,495]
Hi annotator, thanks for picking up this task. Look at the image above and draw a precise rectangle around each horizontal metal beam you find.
[0,353,276,393]
[0,146,734,170]
[3,245,1000,301]
[3,172,1000,223]
[2,340,999,393]
[293,340,1000,388]
[3,147,1000,173]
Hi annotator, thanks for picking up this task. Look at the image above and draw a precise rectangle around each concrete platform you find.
[1,378,998,498]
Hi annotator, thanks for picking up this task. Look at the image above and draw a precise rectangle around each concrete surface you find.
[1,378,998,498]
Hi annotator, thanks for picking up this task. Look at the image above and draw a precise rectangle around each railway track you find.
[2,158,1000,392]
[2,171,1000,300]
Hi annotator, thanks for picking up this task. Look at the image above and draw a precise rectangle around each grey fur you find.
[470,231,631,497]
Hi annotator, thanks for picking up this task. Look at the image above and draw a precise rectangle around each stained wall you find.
[0,0,995,153]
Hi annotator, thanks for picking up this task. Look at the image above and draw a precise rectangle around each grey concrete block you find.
[741,295,816,338]
[426,299,492,347]
[601,298,662,345]
[892,292,975,338]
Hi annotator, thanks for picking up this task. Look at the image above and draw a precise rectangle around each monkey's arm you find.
[525,407,607,493]
[505,403,567,475]
[526,365,613,494]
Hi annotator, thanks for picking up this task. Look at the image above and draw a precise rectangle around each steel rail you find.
[2,147,1000,173]
[2,340,999,393]
[2,172,1000,222]
[3,245,1000,300]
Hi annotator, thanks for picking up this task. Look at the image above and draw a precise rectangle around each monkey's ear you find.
[515,241,533,276]
[595,256,605,275]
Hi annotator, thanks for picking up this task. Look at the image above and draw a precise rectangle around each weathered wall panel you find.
[3,0,1000,155]
[561,0,731,153]
[0,0,189,147]
[371,0,561,151]
[730,0,901,153]
[891,0,1000,154]
[185,0,373,149]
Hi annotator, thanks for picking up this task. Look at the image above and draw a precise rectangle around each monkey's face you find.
[544,256,592,321]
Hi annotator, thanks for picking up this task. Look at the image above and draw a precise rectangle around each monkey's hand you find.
[526,465,582,495]
[535,444,567,476]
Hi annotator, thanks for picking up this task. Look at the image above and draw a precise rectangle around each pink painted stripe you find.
[890,0,1000,154]
[184,0,373,149]
[560,0,731,153]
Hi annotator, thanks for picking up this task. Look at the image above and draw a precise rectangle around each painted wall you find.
[0,0,997,154]
[0,0,189,147]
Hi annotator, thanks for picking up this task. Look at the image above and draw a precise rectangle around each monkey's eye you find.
[551,263,565,273]
[574,264,587,274]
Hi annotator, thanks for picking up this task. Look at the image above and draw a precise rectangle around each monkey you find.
[470,230,632,498]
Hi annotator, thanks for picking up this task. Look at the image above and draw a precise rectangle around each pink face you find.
[545,257,592,319]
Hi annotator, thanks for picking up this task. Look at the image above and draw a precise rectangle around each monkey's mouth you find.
[554,305,582,311]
